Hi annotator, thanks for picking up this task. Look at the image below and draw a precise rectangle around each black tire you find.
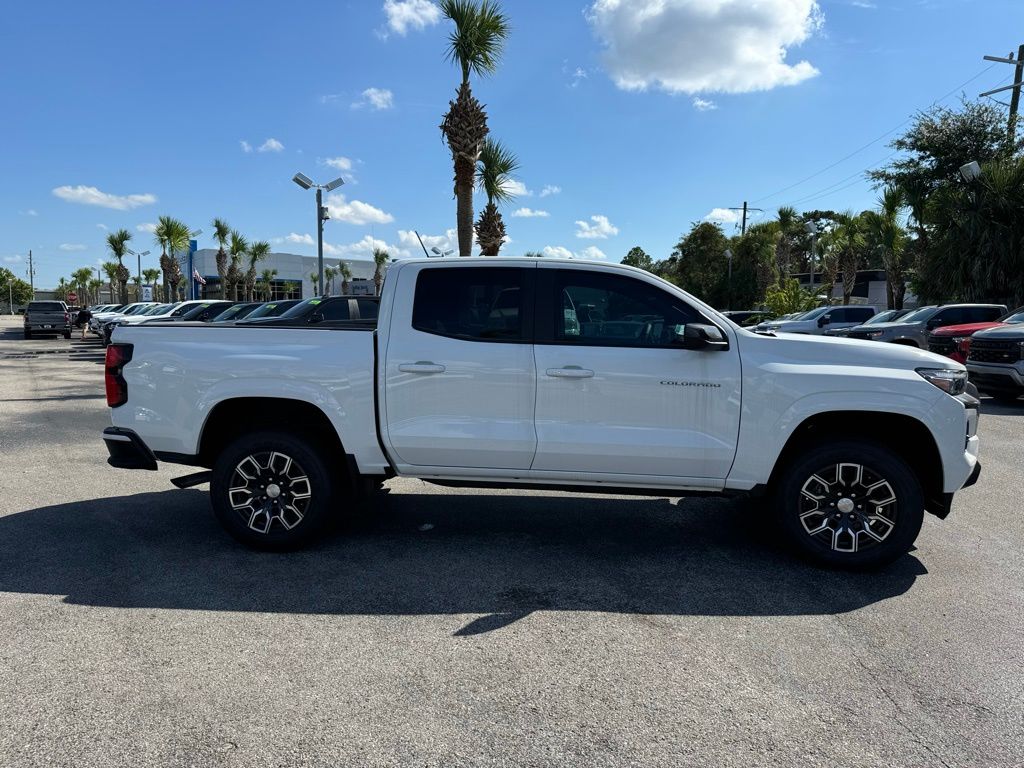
[210,430,336,550]
[774,440,924,569]
[63,330,72,340]
[23,329,31,339]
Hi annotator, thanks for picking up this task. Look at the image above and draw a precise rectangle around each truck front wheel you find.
[211,430,335,550]
[775,440,924,569]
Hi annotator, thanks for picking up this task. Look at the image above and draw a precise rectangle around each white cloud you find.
[257,138,284,153]
[3,255,23,263]
[512,207,550,218]
[321,156,354,171]
[577,246,608,261]
[325,234,410,259]
[398,229,452,251]
[19,209,38,216]
[96,223,108,230]
[135,222,157,233]
[693,97,718,111]
[325,193,395,225]
[570,67,588,88]
[703,207,742,224]
[52,185,157,211]
[285,232,316,246]
[352,88,394,111]
[543,246,575,259]
[59,243,87,252]
[240,140,253,153]
[850,0,876,7]
[539,185,562,198]
[383,0,441,35]
[501,179,531,197]
[575,214,619,239]
[587,0,822,94]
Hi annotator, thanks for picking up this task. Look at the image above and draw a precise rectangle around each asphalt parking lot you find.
[0,317,1021,767]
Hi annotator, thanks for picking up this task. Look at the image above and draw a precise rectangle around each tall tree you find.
[87,277,103,306]
[339,262,352,295]
[863,187,910,308]
[154,216,190,301]
[258,268,278,301]
[105,228,133,302]
[474,137,518,256]
[667,221,731,305]
[245,241,270,301]
[308,272,319,296]
[71,267,94,306]
[0,268,33,307]
[212,218,231,299]
[226,230,248,301]
[373,248,389,295]
[101,262,120,303]
[439,0,510,258]
[323,265,337,296]
[142,268,161,300]
[621,246,654,271]
[774,205,801,281]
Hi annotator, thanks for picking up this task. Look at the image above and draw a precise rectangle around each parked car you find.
[23,300,71,339]
[965,324,1024,403]
[927,306,1024,363]
[89,302,157,334]
[103,258,981,568]
[845,304,1007,347]
[758,305,878,335]
[209,302,263,323]
[145,300,234,323]
[238,296,380,327]
[138,299,222,324]
[102,303,183,345]
[236,299,303,321]
[824,308,913,337]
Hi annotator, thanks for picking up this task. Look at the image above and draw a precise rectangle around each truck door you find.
[382,264,537,470]
[531,265,741,481]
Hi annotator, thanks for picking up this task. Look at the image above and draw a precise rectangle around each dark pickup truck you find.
[23,301,71,339]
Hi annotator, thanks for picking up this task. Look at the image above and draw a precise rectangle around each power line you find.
[750,63,999,205]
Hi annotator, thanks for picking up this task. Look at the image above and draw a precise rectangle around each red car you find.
[928,306,1024,363]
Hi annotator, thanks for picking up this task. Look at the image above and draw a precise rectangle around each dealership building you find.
[189,248,378,299]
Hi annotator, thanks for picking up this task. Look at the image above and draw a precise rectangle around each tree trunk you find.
[455,155,475,257]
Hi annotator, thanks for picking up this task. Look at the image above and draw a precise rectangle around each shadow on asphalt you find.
[979,398,1023,417]
[0,488,926,633]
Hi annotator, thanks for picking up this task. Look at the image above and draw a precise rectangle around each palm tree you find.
[105,228,133,302]
[339,262,352,295]
[439,0,511,258]
[142,268,161,300]
[154,216,190,301]
[774,206,800,281]
[101,262,120,303]
[825,212,867,305]
[309,271,319,296]
[323,265,338,297]
[71,267,94,306]
[212,218,231,299]
[864,187,910,309]
[226,230,248,301]
[245,241,270,301]
[55,277,69,302]
[258,268,278,301]
[88,277,103,305]
[474,138,519,256]
[372,248,389,295]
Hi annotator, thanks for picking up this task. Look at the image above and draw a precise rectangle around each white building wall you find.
[191,249,376,297]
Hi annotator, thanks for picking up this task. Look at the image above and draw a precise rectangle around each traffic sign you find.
[67,291,78,304]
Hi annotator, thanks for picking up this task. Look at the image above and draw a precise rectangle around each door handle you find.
[398,362,446,374]
[546,366,595,379]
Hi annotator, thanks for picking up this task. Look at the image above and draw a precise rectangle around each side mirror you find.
[675,323,729,351]
[309,311,324,324]
[926,318,943,329]
[818,314,831,327]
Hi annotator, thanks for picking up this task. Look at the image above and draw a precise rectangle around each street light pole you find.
[724,249,733,311]
[804,221,817,298]
[293,173,344,298]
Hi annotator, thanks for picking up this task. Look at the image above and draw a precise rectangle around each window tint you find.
[356,298,379,320]
[413,267,527,341]
[553,270,701,347]
[826,309,845,322]
[849,307,876,321]
[967,306,1003,322]
[28,302,65,311]
[932,307,964,325]
[318,300,353,321]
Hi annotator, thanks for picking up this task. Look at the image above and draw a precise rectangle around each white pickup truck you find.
[102,258,981,567]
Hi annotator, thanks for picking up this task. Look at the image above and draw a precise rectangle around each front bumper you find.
[967,361,1024,390]
[103,427,158,470]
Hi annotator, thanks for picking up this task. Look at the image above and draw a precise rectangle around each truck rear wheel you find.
[211,430,335,550]
[775,440,924,569]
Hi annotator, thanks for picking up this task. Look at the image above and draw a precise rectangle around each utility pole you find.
[27,250,35,296]
[725,201,764,236]
[981,44,1024,149]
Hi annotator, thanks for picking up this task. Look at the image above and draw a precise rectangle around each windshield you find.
[144,303,174,315]
[123,304,153,315]
[898,306,937,323]
[793,306,830,321]
[1000,307,1024,323]
[278,298,322,319]
[169,302,201,317]
[245,299,301,319]
[213,303,259,321]
[864,310,897,325]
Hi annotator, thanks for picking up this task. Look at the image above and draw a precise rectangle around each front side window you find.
[552,271,702,347]
[413,267,528,342]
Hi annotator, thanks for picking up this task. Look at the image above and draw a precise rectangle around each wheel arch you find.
[766,410,946,517]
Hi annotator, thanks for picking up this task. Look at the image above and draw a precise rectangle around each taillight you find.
[105,343,133,408]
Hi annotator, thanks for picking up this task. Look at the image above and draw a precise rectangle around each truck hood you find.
[845,320,923,334]
[744,329,961,371]
[930,321,1005,337]
[972,324,1024,340]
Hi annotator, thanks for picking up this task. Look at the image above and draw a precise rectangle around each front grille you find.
[928,336,956,356]
[968,338,1021,364]
[847,331,873,340]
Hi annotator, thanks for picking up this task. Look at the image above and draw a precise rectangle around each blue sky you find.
[1,0,1021,287]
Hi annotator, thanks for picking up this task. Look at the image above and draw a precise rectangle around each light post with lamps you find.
[804,221,818,299]
[292,173,345,296]
[127,249,151,300]
[724,248,733,310]
[185,228,203,300]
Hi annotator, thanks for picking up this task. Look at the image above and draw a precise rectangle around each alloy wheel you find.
[228,451,312,534]
[798,462,898,553]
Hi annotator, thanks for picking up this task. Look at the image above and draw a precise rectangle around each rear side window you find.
[848,307,875,322]
[29,302,64,311]
[413,267,528,341]
[967,306,1004,322]
[318,300,352,321]
[356,298,379,320]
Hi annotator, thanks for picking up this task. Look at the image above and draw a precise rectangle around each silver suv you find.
[845,304,1006,347]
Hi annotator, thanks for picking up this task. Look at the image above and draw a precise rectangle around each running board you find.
[171,471,213,489]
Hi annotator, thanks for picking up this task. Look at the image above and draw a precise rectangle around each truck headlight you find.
[916,368,967,396]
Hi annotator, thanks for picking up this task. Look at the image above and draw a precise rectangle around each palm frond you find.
[440,0,510,83]
[476,137,520,204]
